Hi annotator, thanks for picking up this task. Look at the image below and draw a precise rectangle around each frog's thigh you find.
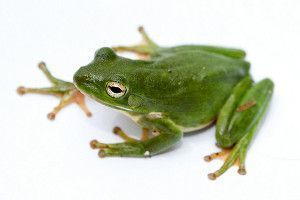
[205,78,274,180]
[216,78,274,147]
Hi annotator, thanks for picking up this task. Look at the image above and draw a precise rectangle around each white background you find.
[1,0,300,199]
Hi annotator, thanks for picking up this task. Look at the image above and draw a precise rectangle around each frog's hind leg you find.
[205,77,274,180]
[112,26,159,58]
[204,149,232,163]
[193,46,247,59]
[204,135,251,180]
[17,62,91,120]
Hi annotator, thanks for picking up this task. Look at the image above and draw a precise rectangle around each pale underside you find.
[121,111,214,133]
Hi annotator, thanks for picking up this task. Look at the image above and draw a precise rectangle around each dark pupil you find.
[109,86,122,93]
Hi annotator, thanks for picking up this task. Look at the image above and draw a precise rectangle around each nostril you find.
[73,67,88,83]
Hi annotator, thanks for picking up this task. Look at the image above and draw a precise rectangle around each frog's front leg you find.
[112,26,159,58]
[205,76,274,180]
[17,62,91,120]
[111,127,151,142]
[90,114,182,157]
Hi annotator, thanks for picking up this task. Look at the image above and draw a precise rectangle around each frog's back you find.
[152,49,248,75]
[135,50,250,130]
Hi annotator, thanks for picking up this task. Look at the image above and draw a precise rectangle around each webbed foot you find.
[112,126,151,141]
[17,62,91,120]
[90,127,154,158]
[112,26,159,58]
[89,116,182,158]
[204,138,249,180]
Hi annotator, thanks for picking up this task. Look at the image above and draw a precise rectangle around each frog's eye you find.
[94,47,117,61]
[106,82,127,98]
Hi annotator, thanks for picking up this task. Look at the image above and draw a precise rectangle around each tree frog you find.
[17,27,274,180]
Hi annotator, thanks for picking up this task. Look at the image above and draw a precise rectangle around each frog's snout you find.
[73,66,104,94]
[73,66,88,85]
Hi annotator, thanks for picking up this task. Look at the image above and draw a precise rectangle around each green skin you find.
[18,28,274,180]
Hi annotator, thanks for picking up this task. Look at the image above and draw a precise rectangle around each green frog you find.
[17,27,274,180]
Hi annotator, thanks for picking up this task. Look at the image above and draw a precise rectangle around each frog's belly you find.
[179,120,214,133]
[121,111,214,133]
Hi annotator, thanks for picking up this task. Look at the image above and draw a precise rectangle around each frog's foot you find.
[90,116,182,158]
[112,127,137,142]
[89,128,167,158]
[112,26,159,58]
[90,139,148,158]
[204,141,248,180]
[17,62,91,120]
[46,89,91,120]
[113,126,153,142]
[90,127,148,157]
[204,149,233,163]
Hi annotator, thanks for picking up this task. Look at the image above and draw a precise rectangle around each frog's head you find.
[74,47,150,113]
